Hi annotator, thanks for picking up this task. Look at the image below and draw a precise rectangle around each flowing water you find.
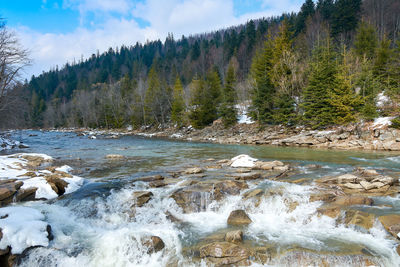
[3,130,400,266]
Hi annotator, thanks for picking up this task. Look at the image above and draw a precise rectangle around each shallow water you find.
[3,130,400,266]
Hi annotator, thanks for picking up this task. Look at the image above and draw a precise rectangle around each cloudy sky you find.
[1,0,305,78]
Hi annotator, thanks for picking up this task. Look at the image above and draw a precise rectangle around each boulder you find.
[253,160,284,171]
[136,175,164,182]
[359,181,385,190]
[149,180,166,188]
[170,184,215,213]
[199,242,251,265]
[14,187,37,202]
[45,177,68,196]
[105,154,125,160]
[317,206,341,218]
[184,167,204,174]
[342,183,363,190]
[214,180,248,196]
[378,215,400,238]
[344,210,375,230]
[133,191,153,207]
[233,172,261,181]
[227,210,252,226]
[142,236,165,254]
[171,181,247,213]
[333,196,373,206]
[225,230,243,244]
[243,189,264,200]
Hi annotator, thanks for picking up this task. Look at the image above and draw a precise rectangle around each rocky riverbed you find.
[1,130,400,266]
[131,118,400,151]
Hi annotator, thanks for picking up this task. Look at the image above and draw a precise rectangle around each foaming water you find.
[3,130,400,266]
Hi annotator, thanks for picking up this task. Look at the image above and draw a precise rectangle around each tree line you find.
[1,0,400,130]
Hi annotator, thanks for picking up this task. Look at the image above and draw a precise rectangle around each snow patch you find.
[0,154,84,200]
[235,103,255,124]
[170,133,183,139]
[376,92,390,108]
[0,206,49,254]
[372,117,394,128]
[0,136,25,151]
[230,154,258,168]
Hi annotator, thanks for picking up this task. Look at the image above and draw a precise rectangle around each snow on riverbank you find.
[0,206,50,254]
[0,136,27,151]
[373,117,394,128]
[0,153,84,200]
[235,103,255,124]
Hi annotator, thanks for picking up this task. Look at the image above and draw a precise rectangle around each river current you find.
[3,130,400,266]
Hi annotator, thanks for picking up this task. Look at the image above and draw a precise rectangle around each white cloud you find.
[16,18,148,77]
[15,0,304,78]
[63,0,132,15]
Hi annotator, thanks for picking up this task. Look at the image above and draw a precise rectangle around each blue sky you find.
[1,0,305,78]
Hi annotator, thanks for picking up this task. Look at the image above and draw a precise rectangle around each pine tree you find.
[221,64,237,127]
[329,46,363,124]
[295,0,315,35]
[354,22,378,59]
[189,70,222,128]
[331,0,362,37]
[144,65,161,125]
[373,36,393,85]
[250,36,275,124]
[302,42,337,128]
[171,77,186,127]
[270,21,297,125]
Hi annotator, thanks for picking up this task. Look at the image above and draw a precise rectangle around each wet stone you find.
[227,210,252,226]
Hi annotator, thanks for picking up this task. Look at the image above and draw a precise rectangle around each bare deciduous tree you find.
[0,19,31,112]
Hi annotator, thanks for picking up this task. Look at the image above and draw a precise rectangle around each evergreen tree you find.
[189,70,222,128]
[329,46,363,124]
[171,77,186,127]
[354,22,378,59]
[221,64,237,127]
[302,42,337,128]
[373,36,393,85]
[270,21,297,124]
[250,36,275,124]
[144,65,162,125]
[317,0,334,21]
[295,0,315,35]
[331,0,362,37]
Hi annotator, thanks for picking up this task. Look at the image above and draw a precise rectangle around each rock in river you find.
[199,241,251,265]
[133,191,153,207]
[142,236,165,254]
[227,210,252,226]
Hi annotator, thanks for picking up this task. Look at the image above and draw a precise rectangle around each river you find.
[2,130,400,266]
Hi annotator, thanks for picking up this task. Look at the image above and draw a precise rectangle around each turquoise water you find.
[3,130,400,266]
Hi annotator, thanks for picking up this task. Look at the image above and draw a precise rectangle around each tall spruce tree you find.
[354,22,378,59]
[295,0,315,35]
[329,46,363,124]
[250,36,275,124]
[171,77,186,127]
[189,70,222,128]
[302,41,337,128]
[221,64,237,127]
[271,21,297,125]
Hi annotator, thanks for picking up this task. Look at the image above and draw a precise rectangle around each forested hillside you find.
[2,0,400,130]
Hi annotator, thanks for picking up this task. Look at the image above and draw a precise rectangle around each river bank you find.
[135,118,400,151]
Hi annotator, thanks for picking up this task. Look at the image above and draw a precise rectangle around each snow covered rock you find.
[230,154,258,168]
[0,207,51,254]
[0,154,84,201]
